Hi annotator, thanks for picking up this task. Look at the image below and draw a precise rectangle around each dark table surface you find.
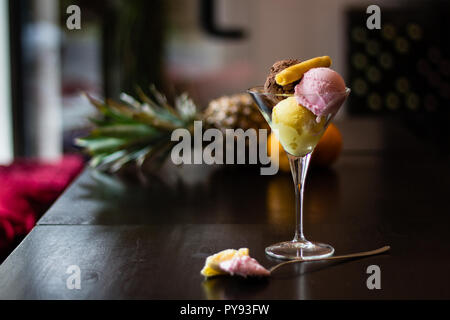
[0,117,449,299]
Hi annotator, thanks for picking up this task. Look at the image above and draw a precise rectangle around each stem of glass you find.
[287,153,312,243]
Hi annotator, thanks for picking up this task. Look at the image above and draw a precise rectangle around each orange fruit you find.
[267,132,290,173]
[267,123,343,172]
[311,123,342,167]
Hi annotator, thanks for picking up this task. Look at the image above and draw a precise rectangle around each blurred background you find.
[1,0,449,162]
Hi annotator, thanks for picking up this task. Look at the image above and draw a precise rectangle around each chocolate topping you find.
[264,59,301,98]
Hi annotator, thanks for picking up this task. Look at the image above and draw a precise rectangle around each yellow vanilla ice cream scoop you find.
[275,56,332,86]
[272,97,326,157]
[200,248,249,277]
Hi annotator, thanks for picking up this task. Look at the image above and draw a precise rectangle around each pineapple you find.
[203,93,270,165]
[203,93,270,133]
[76,85,198,172]
[77,89,269,172]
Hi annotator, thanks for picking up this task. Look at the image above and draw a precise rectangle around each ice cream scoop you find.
[264,59,300,101]
[294,67,347,121]
[272,97,326,156]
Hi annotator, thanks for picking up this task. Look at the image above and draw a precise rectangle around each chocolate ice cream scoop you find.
[264,59,300,98]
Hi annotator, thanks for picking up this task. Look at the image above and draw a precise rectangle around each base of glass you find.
[265,240,334,260]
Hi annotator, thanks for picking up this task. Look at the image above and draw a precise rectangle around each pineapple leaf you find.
[132,112,180,131]
[76,136,129,154]
[120,93,142,109]
[87,117,110,127]
[78,85,200,172]
[89,153,108,167]
[91,124,159,139]
[136,86,183,125]
[84,93,107,114]
[110,146,153,172]
[105,99,136,118]
[89,150,127,168]
[175,93,197,121]
[85,95,134,124]
[149,84,172,111]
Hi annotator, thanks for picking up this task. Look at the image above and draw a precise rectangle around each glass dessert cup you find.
[248,86,350,260]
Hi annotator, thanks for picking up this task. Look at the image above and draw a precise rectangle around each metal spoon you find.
[269,245,390,273]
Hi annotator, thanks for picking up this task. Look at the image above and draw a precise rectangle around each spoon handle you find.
[269,245,390,273]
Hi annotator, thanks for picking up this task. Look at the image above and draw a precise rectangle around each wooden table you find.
[0,118,449,299]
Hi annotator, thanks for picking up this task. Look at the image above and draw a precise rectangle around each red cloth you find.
[0,155,84,259]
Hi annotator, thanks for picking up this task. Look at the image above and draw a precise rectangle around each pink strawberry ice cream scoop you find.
[294,67,347,119]
[219,255,270,278]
